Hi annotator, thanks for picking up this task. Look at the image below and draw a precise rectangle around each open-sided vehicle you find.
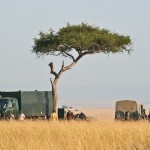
[115,100,146,120]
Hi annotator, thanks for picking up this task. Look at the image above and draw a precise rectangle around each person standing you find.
[66,109,74,120]
[8,112,15,121]
[19,111,26,121]
[50,111,58,121]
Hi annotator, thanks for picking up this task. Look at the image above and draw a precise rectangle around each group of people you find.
[65,109,87,120]
[8,110,71,121]
[7,109,86,121]
[8,111,26,121]
[50,109,87,121]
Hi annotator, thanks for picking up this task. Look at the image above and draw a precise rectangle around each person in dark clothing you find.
[66,109,74,120]
[125,112,129,120]
[148,111,150,121]
[79,111,86,120]
[142,109,147,120]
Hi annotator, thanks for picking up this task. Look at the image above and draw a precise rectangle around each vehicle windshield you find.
[0,99,8,110]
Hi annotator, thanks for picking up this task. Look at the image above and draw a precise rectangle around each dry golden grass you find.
[1,119,150,150]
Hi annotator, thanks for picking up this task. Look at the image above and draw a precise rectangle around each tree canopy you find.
[32,23,132,58]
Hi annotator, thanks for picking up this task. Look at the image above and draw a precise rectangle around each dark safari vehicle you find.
[115,100,146,121]
[0,91,53,120]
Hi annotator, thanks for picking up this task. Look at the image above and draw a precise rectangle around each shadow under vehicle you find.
[0,91,53,120]
[115,100,146,121]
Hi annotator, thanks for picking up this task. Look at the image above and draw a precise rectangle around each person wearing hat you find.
[66,109,74,120]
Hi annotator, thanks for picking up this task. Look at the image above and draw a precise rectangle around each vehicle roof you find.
[115,100,141,112]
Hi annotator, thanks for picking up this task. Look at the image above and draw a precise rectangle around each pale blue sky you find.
[0,0,150,108]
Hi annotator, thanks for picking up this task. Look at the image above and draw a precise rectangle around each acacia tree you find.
[32,23,132,112]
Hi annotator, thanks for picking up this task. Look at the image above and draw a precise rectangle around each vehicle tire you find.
[130,112,139,120]
[115,111,124,120]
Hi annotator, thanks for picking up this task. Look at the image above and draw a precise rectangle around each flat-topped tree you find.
[32,23,132,112]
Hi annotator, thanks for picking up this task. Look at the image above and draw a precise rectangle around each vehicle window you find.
[7,100,13,108]
[12,100,16,108]
[0,99,8,108]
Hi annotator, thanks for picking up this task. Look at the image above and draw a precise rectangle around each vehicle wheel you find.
[130,112,139,120]
[115,111,124,120]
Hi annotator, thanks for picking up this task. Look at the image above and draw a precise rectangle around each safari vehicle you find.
[0,91,53,120]
[115,100,146,120]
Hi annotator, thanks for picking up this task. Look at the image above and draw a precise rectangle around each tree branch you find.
[82,51,94,55]
[56,61,65,79]
[63,52,75,61]
[48,62,58,77]
[63,54,83,71]
[50,77,53,83]
[49,53,84,82]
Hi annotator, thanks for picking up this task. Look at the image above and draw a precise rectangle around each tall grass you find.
[0,120,150,150]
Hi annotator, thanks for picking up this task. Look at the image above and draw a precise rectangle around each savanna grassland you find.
[1,109,150,150]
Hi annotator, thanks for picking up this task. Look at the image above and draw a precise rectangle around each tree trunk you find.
[51,80,58,114]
